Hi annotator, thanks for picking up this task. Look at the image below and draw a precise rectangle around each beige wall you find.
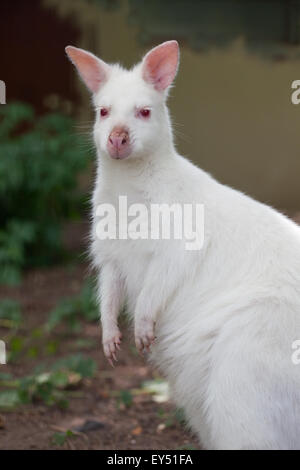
[175,41,300,211]
[47,0,300,211]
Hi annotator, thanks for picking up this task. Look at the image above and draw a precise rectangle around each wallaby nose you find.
[107,126,131,159]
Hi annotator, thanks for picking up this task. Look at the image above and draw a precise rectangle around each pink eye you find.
[138,108,151,119]
[100,108,109,117]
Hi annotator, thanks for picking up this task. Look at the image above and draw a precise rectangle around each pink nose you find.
[107,126,131,159]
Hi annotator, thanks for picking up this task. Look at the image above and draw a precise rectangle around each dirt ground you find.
[0,222,198,450]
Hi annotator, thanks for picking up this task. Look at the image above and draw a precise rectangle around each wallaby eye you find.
[137,108,151,119]
[100,107,109,118]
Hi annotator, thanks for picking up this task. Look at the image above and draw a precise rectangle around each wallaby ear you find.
[142,40,179,92]
[65,45,110,93]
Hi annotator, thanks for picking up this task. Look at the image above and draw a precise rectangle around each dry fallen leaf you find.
[142,379,170,403]
[131,426,142,436]
[66,371,82,388]
[157,423,166,433]
[99,389,110,398]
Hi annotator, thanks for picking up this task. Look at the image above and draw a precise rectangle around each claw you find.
[102,329,122,366]
[108,357,115,368]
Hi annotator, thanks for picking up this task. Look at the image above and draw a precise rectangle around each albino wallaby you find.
[66,41,300,450]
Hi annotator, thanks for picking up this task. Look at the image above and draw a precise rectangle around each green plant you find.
[51,430,75,447]
[117,389,133,409]
[46,278,98,331]
[0,299,22,328]
[51,353,97,378]
[0,102,89,284]
[0,354,97,410]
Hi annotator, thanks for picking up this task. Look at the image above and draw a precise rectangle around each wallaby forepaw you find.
[103,330,122,367]
[135,318,155,355]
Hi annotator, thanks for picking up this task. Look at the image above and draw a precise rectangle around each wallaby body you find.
[66,41,300,449]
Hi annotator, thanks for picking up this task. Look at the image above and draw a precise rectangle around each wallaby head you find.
[65,41,179,161]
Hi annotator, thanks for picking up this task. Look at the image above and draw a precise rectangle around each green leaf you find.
[9,336,24,353]
[44,340,58,355]
[117,389,133,408]
[0,390,20,409]
[51,354,97,378]
[0,265,21,285]
[46,278,98,331]
[27,346,39,358]
[51,430,74,447]
[0,372,12,381]
[0,299,22,326]
[49,371,70,389]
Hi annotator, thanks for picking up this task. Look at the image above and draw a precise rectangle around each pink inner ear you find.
[142,41,179,92]
[65,46,108,93]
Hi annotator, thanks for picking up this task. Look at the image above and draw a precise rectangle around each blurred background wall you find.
[2,0,300,211]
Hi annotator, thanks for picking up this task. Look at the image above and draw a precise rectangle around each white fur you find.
[70,43,300,449]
